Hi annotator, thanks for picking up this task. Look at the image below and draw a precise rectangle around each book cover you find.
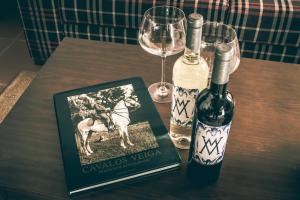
[53,77,181,197]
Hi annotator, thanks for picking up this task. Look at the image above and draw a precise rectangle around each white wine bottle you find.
[170,13,209,149]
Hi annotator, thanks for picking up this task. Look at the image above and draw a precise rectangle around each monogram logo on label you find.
[172,98,190,118]
[171,85,199,128]
[200,136,224,155]
[193,121,231,165]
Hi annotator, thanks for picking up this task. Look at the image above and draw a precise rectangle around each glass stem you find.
[158,55,168,97]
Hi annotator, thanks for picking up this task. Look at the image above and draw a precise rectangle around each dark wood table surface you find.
[0,38,300,200]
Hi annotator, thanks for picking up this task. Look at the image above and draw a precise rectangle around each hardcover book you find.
[53,77,181,197]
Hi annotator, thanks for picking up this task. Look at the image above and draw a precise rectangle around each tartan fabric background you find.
[229,0,300,47]
[17,0,300,65]
[230,0,300,64]
[60,0,228,29]
[241,41,299,63]
[64,23,137,44]
[17,0,64,65]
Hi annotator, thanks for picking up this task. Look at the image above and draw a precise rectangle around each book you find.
[53,77,181,197]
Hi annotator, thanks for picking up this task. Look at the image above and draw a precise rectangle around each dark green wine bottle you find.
[187,44,235,185]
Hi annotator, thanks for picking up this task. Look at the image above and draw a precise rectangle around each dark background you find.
[0,0,39,94]
[0,1,18,19]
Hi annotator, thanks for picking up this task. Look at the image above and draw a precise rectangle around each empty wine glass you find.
[138,6,186,103]
[201,22,240,79]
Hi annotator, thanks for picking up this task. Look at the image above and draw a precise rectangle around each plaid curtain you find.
[18,0,300,65]
[17,0,64,65]
[64,23,138,44]
[229,0,300,63]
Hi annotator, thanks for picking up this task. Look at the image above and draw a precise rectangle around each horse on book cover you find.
[76,92,140,156]
[111,96,140,149]
[76,114,112,156]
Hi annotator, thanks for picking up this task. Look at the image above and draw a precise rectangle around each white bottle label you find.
[170,85,199,128]
[192,120,231,165]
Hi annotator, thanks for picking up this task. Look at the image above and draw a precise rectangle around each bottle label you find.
[171,85,199,128]
[192,120,231,165]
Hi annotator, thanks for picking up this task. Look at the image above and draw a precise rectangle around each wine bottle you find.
[170,13,209,149]
[187,44,235,185]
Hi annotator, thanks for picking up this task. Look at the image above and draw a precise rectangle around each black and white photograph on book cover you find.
[67,84,159,166]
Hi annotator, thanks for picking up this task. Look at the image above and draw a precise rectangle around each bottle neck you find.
[210,82,228,96]
[184,16,202,65]
[182,47,200,65]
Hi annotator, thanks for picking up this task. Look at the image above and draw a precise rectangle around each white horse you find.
[111,97,140,149]
[76,118,109,156]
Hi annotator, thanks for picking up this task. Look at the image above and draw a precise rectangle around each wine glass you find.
[138,6,186,103]
[201,22,240,79]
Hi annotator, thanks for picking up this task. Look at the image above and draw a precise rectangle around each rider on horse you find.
[77,94,114,132]
[93,103,114,132]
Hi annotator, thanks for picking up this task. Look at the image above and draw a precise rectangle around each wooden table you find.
[0,38,300,200]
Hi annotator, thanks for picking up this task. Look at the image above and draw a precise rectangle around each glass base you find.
[169,124,192,149]
[148,82,173,103]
